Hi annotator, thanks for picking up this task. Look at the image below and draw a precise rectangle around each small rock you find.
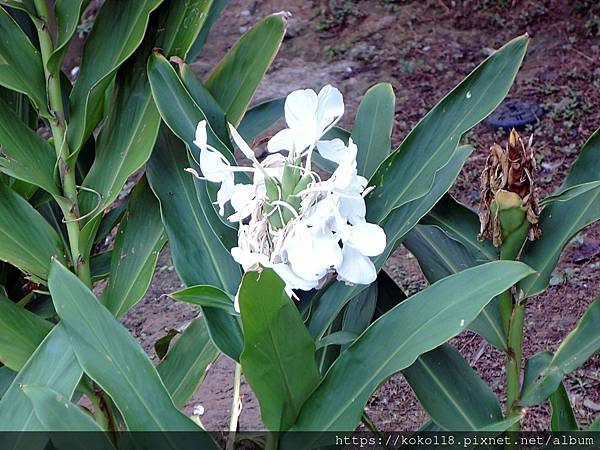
[240,9,251,17]
[239,26,248,33]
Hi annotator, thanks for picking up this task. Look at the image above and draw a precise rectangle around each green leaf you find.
[288,261,534,437]
[521,295,600,405]
[205,14,286,126]
[520,129,600,296]
[0,96,58,195]
[0,325,82,431]
[170,285,237,315]
[79,0,214,216]
[22,385,109,433]
[550,383,578,431]
[102,178,166,317]
[0,6,48,115]
[155,0,213,61]
[148,127,243,360]
[403,343,502,430]
[238,97,285,142]
[240,268,321,431]
[316,331,358,350]
[187,0,231,61]
[0,366,15,398]
[0,182,66,281]
[423,194,498,261]
[157,317,219,407]
[308,145,471,339]
[367,35,528,223]
[90,250,111,282]
[47,0,89,73]
[341,282,377,343]
[404,225,506,351]
[48,261,217,443]
[67,0,164,153]
[351,83,395,179]
[0,294,53,370]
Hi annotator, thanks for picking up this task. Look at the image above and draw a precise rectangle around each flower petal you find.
[216,174,235,216]
[267,128,296,153]
[199,146,233,183]
[228,183,257,222]
[231,247,270,270]
[284,224,342,281]
[228,123,256,160]
[272,263,319,292]
[285,88,318,132]
[316,85,344,133]
[194,120,208,152]
[343,222,387,257]
[336,244,377,285]
[316,138,348,164]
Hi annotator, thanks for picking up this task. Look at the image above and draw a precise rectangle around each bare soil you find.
[117,0,600,432]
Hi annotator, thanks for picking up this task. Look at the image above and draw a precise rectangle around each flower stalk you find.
[33,0,91,286]
[226,363,242,450]
[478,129,540,432]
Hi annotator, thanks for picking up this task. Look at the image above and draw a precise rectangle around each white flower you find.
[267,85,344,160]
[191,85,388,299]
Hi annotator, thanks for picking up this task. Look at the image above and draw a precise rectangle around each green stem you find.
[226,363,242,450]
[33,0,91,286]
[506,301,524,431]
[265,433,278,450]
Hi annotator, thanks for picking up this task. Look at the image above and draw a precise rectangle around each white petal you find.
[316,85,344,133]
[316,139,348,164]
[336,245,377,285]
[284,88,318,133]
[199,147,232,183]
[338,195,366,225]
[272,263,319,292]
[231,247,270,271]
[284,224,342,281]
[216,174,235,216]
[194,120,208,151]
[228,183,256,222]
[343,222,386,257]
[228,123,255,160]
[267,128,296,153]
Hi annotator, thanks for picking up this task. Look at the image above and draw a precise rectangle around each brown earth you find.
[113,0,600,432]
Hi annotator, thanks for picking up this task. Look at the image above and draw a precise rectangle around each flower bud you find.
[479,129,541,258]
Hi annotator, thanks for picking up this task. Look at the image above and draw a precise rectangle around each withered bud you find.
[478,129,541,248]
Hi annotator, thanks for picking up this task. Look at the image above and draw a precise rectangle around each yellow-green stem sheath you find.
[33,0,91,286]
[226,363,242,450]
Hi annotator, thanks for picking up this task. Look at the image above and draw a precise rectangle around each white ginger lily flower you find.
[267,84,344,162]
[189,86,388,301]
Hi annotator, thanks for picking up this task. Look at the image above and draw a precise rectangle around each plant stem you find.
[226,363,242,450]
[265,433,278,450]
[506,300,524,432]
[33,0,91,286]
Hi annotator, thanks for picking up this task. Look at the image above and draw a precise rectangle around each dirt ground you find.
[117,0,600,432]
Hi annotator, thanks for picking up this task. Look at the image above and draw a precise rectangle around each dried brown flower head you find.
[479,129,541,248]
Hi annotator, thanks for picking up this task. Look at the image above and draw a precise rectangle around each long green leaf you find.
[521,295,600,405]
[351,82,395,179]
[403,343,502,430]
[0,294,53,371]
[0,366,15,398]
[48,260,217,444]
[67,0,163,153]
[238,97,285,142]
[0,182,66,281]
[157,317,219,408]
[147,127,243,360]
[367,35,528,223]
[308,145,471,339]
[186,0,231,61]
[47,0,89,73]
[0,6,48,115]
[102,177,166,317]
[170,285,237,315]
[520,129,600,296]
[404,225,506,351]
[550,383,578,431]
[0,96,58,194]
[0,325,82,431]
[288,261,534,438]
[240,268,320,431]
[205,14,286,126]
[23,385,109,433]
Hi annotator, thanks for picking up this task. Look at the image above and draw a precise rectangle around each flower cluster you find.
[188,85,386,298]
